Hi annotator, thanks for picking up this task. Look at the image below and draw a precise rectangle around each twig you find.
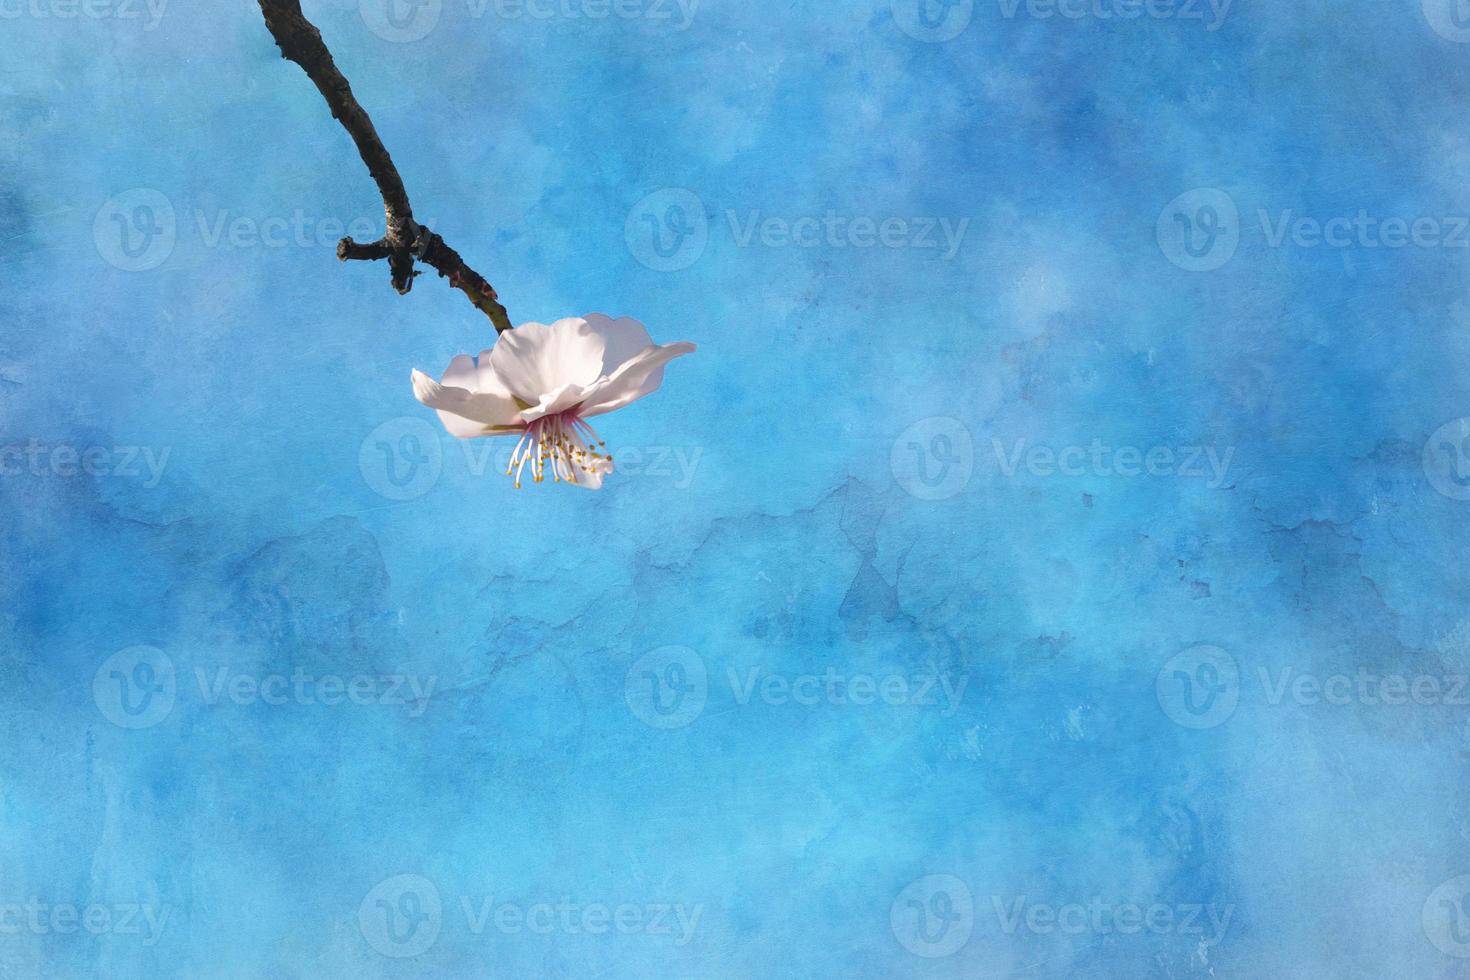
[255,0,513,333]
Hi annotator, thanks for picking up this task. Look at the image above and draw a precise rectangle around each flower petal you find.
[412,369,522,439]
[566,456,612,491]
[487,317,606,402]
[441,353,480,390]
[520,381,590,423]
[577,341,697,418]
[582,313,656,376]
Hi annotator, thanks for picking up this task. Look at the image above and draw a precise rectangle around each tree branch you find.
[256,0,513,333]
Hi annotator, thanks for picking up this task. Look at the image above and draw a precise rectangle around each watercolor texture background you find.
[2,0,1470,976]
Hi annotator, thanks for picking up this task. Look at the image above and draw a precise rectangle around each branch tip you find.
[257,0,511,332]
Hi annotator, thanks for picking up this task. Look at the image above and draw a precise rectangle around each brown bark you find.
[256,0,513,333]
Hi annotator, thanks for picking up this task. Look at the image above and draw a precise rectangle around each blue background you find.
[3,0,1470,975]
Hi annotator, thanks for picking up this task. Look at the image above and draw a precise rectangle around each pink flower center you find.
[505,409,612,488]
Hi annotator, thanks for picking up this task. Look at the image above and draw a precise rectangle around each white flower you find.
[411,314,696,490]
